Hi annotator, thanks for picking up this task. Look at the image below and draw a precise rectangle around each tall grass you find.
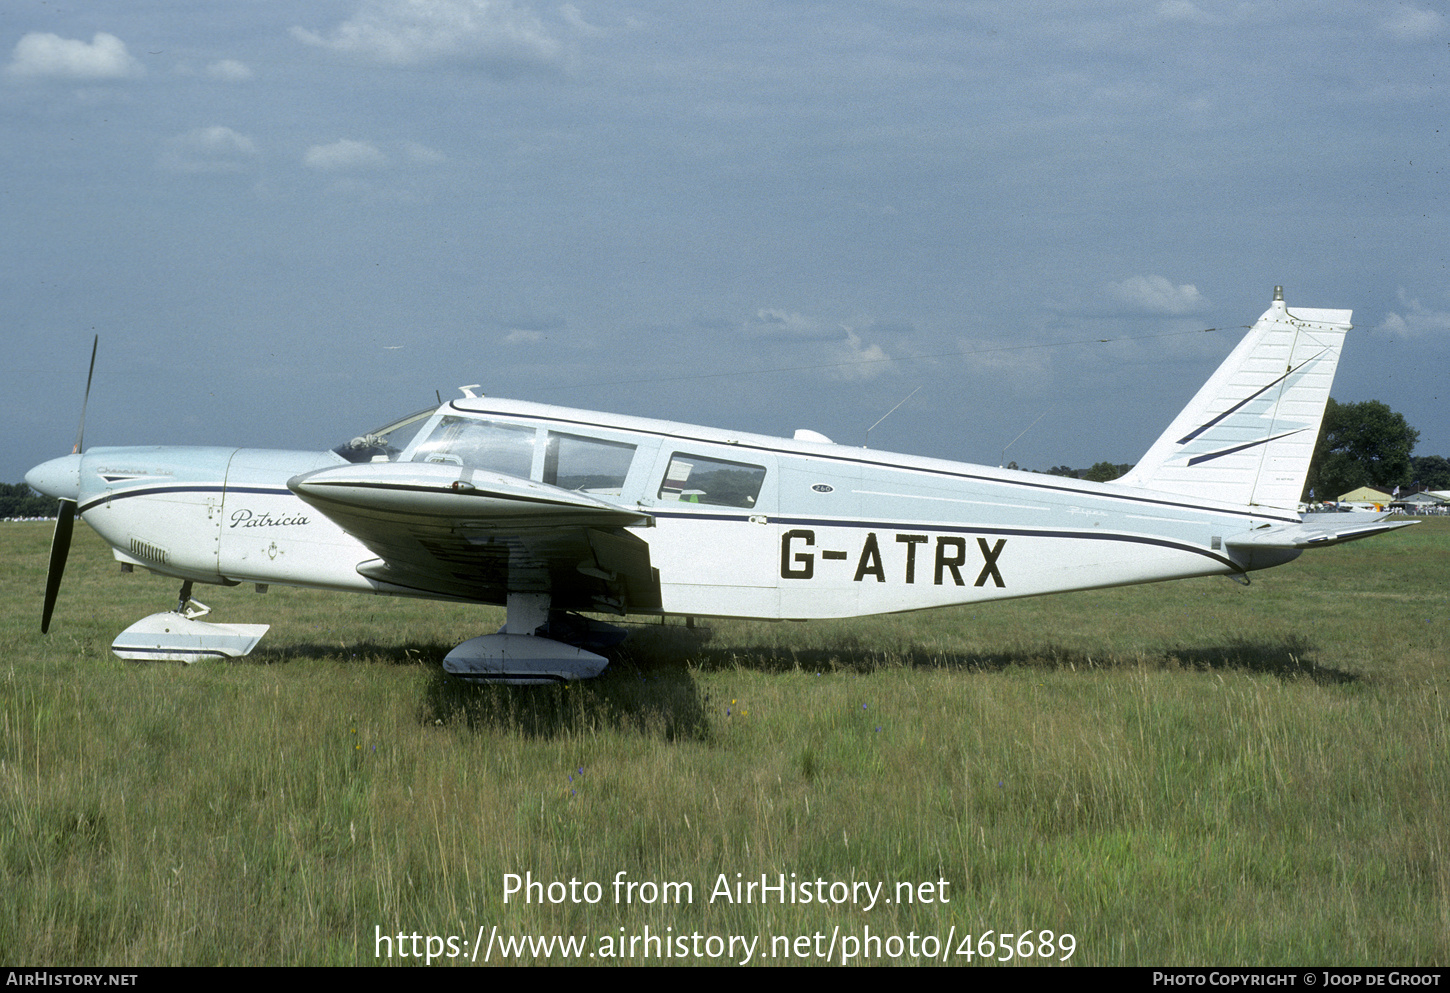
[1,519,1446,965]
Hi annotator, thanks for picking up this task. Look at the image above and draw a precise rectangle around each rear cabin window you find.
[657,453,766,508]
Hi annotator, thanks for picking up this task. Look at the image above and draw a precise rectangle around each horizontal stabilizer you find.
[1225,513,1418,551]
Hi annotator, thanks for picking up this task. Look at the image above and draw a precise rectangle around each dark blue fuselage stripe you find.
[78,483,287,514]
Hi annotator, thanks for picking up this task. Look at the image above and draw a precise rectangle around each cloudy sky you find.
[5,1,1447,487]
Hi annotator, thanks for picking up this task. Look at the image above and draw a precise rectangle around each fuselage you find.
[29,397,1297,621]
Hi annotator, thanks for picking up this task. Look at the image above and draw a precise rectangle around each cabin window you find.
[657,453,766,508]
[543,433,636,494]
[410,416,536,477]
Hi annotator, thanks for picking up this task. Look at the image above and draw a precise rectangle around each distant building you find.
[1399,491,1448,514]
[1337,486,1394,509]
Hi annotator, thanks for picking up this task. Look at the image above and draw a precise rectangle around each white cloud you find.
[304,139,389,171]
[746,308,841,342]
[831,330,890,382]
[1155,1,1216,26]
[1381,7,1444,43]
[402,141,447,165]
[291,0,563,73]
[1103,275,1206,315]
[1378,289,1450,338]
[743,309,891,380]
[504,329,547,344]
[301,139,444,171]
[5,32,144,81]
[559,4,606,37]
[159,126,260,174]
[206,59,254,82]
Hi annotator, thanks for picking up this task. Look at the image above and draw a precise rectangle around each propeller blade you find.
[42,337,99,633]
[42,499,76,634]
[73,335,97,455]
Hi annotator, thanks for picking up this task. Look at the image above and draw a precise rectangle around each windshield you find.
[409,416,537,476]
[331,409,436,464]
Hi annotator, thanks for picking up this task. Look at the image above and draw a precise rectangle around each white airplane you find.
[27,287,1415,682]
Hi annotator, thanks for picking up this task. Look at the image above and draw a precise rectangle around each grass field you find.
[2,518,1446,966]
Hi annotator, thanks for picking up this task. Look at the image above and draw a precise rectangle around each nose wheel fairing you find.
[112,614,271,662]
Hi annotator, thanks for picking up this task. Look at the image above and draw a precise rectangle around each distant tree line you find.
[1015,462,1134,482]
[1,483,58,518]
[1410,455,1450,491]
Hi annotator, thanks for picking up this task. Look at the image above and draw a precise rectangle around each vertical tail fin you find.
[1118,287,1350,511]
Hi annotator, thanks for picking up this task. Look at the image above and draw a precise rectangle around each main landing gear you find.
[441,592,624,685]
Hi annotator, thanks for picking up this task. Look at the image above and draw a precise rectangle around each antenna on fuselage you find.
[1000,411,1046,468]
[863,386,922,448]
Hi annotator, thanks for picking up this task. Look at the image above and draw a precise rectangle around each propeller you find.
[40,335,97,634]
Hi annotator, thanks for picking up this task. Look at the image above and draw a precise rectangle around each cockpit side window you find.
[543,433,636,494]
[657,453,766,508]
[410,416,536,477]
[332,409,435,464]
